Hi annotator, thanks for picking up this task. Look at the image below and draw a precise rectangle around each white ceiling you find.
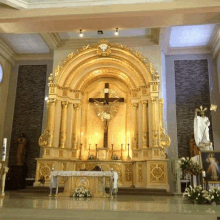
[59,28,150,39]
[0,25,217,54]
[0,33,50,54]
[169,24,215,48]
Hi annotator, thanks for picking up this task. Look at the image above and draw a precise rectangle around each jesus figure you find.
[206,153,220,181]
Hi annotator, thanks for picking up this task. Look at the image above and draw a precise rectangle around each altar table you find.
[49,170,118,197]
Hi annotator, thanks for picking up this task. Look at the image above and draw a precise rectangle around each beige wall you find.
[0,55,13,161]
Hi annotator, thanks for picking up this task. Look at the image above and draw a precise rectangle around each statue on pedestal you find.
[194,106,213,151]
[16,133,27,166]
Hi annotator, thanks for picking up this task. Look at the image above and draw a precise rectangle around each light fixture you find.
[79,29,84,38]
[45,96,48,101]
[114,28,119,36]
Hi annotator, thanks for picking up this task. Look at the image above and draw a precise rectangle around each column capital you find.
[141,100,148,105]
[61,101,68,107]
[48,98,57,104]
[73,103,80,109]
[132,103,139,109]
[150,97,157,102]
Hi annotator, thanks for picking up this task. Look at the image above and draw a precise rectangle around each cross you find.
[89,83,124,148]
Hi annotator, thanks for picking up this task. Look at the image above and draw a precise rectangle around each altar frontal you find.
[35,40,171,194]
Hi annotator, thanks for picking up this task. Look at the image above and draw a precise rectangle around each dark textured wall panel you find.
[174,60,213,158]
[9,65,47,178]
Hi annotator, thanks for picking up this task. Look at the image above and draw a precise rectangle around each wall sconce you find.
[114,28,119,36]
[79,29,84,38]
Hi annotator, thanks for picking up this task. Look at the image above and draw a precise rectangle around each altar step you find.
[17,186,173,196]
[106,187,174,196]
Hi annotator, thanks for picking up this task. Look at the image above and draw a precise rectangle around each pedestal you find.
[6,166,27,190]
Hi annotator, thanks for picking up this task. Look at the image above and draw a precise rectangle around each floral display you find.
[72,187,92,198]
[183,185,220,204]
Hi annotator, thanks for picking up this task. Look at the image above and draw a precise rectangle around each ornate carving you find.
[52,40,157,84]
[76,177,89,189]
[71,151,76,158]
[143,151,148,157]
[45,149,50,156]
[154,150,159,157]
[160,128,171,148]
[62,162,67,171]
[149,163,165,183]
[133,152,138,158]
[138,164,143,182]
[125,164,133,182]
[97,40,111,56]
[75,93,79,98]
[59,150,63,157]
[132,103,138,108]
[38,162,54,180]
[39,130,50,147]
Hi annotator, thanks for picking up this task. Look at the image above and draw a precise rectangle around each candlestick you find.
[79,143,82,160]
[95,144,98,159]
[89,144,91,156]
[2,138,7,161]
[111,144,114,159]
[120,144,123,160]
[127,143,131,160]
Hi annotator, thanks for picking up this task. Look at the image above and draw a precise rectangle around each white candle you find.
[202,171,206,178]
[112,135,114,144]
[2,138,7,161]
[80,132,83,144]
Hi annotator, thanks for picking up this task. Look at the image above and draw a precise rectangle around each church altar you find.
[34,40,171,192]
[49,170,118,197]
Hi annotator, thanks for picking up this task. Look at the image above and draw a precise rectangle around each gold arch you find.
[53,40,157,89]
[75,68,135,91]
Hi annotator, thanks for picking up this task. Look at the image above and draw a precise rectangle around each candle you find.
[2,138,7,161]
[80,132,83,144]
[121,133,123,144]
[202,170,206,178]
[112,135,114,144]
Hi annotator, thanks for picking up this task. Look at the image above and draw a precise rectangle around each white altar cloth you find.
[49,171,118,197]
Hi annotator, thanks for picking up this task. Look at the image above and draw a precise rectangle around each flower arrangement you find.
[183,185,220,204]
[72,187,92,198]
[178,157,202,176]
[178,157,191,171]
[207,187,220,204]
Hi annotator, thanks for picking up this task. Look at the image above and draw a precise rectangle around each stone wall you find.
[174,59,213,157]
[9,65,47,178]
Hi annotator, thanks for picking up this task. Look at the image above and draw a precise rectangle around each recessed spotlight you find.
[114,28,119,36]
[79,29,84,38]
[97,30,103,35]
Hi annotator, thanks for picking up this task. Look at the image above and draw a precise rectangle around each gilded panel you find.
[138,164,143,182]
[125,164,133,182]
[149,162,166,184]
[38,162,54,180]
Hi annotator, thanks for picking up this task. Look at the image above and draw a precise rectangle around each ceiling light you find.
[97,30,103,35]
[79,29,84,38]
[114,28,119,36]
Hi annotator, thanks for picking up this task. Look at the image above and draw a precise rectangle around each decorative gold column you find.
[142,100,148,148]
[132,103,139,149]
[72,103,80,149]
[46,98,57,147]
[151,97,159,148]
[59,101,68,148]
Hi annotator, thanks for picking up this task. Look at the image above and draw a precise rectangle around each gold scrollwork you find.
[39,130,50,147]
[38,162,54,180]
[149,163,165,183]
[125,164,133,182]
[138,164,143,182]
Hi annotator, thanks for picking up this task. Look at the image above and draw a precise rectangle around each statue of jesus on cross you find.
[89,83,124,148]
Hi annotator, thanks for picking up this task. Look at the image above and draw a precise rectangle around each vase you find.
[211,201,217,206]
[194,200,199,204]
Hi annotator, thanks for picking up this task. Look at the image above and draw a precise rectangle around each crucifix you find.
[89,83,124,148]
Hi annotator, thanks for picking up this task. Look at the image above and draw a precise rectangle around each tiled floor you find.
[0,192,219,220]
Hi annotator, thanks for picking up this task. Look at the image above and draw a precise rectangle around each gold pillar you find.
[142,100,148,148]
[151,97,159,148]
[72,103,80,149]
[59,101,68,148]
[132,103,138,149]
[46,98,57,147]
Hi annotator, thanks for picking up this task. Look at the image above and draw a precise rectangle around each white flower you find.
[211,196,214,199]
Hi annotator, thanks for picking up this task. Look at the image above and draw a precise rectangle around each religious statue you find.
[194,106,213,151]
[16,133,27,166]
[189,134,200,157]
[206,153,220,181]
